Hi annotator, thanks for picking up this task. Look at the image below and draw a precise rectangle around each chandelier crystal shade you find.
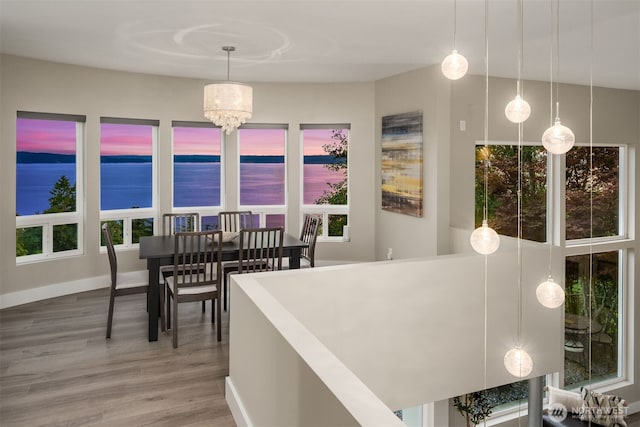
[203,46,253,135]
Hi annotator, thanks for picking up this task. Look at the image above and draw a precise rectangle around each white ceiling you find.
[1,0,638,90]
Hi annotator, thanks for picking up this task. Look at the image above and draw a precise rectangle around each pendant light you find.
[541,0,574,154]
[204,46,253,135]
[441,0,469,80]
[470,5,500,256]
[504,0,531,123]
[504,346,534,377]
[536,277,565,308]
[504,77,533,379]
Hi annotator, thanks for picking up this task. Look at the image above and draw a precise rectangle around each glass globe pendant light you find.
[442,0,468,80]
[541,0,574,155]
[504,0,531,124]
[442,50,469,80]
[542,104,575,154]
[470,219,500,255]
[504,346,533,377]
[505,93,531,123]
[536,277,565,309]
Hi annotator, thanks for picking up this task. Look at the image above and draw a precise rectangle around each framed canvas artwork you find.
[381,111,423,217]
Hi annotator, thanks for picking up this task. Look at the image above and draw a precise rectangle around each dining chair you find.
[281,214,320,269]
[162,212,200,235]
[165,230,223,348]
[224,226,284,311]
[217,210,254,232]
[160,212,202,313]
[103,222,159,338]
[217,210,254,311]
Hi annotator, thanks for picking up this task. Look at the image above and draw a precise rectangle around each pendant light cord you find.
[483,1,489,424]
[517,0,524,96]
[483,0,489,223]
[226,49,231,81]
[453,0,458,50]
[555,0,561,120]
[588,0,594,389]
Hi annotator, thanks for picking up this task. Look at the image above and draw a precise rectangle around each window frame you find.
[300,124,350,242]
[98,117,158,248]
[237,123,289,228]
[16,112,85,263]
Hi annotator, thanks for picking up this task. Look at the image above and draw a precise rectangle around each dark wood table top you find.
[139,233,307,260]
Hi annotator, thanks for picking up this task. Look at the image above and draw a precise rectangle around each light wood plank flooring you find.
[0,288,235,427]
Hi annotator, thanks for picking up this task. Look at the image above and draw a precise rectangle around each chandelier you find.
[204,46,253,134]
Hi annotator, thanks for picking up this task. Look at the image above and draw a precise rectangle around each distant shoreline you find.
[17,152,340,164]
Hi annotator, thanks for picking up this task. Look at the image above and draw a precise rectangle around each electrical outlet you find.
[387,248,393,260]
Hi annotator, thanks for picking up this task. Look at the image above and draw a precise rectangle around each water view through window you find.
[173,125,221,207]
[100,122,153,210]
[16,118,77,216]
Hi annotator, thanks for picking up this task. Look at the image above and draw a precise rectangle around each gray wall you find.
[0,54,376,298]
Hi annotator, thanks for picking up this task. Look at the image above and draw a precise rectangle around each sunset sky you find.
[17,119,345,157]
[16,118,76,154]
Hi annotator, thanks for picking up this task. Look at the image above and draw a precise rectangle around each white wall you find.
[0,54,376,301]
[228,233,563,425]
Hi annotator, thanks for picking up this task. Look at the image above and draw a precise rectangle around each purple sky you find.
[17,118,76,154]
[17,119,345,157]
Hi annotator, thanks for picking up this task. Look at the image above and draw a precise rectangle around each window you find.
[301,124,350,240]
[16,112,85,261]
[474,142,633,408]
[564,145,628,389]
[566,147,621,240]
[99,117,157,247]
[475,145,547,242]
[172,121,222,228]
[238,125,287,227]
[564,251,621,387]
[173,122,222,208]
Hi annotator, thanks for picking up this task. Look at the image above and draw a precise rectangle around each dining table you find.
[139,232,309,342]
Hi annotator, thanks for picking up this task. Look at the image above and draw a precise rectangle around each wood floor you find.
[1,288,639,427]
[0,288,235,427]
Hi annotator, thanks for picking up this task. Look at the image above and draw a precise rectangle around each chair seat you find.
[114,272,148,290]
[166,272,217,291]
[564,339,584,353]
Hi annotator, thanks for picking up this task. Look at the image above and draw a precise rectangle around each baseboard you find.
[628,400,640,415]
[0,273,112,309]
[225,376,252,427]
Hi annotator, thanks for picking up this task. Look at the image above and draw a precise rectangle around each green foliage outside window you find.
[16,175,77,256]
[132,218,154,244]
[314,129,348,236]
[16,226,43,256]
[475,145,547,242]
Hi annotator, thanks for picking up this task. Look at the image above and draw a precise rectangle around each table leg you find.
[288,248,302,269]
[147,259,159,342]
